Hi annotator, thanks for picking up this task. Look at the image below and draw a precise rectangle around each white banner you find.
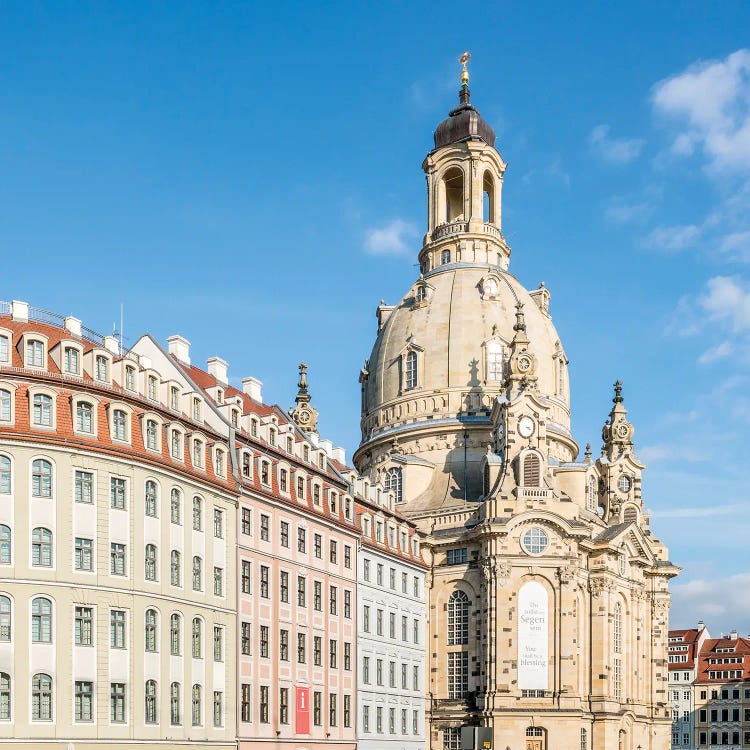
[518,580,549,690]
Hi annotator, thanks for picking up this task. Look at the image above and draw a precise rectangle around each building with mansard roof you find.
[353,57,679,750]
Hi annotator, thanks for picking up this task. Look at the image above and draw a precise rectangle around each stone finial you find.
[513,302,526,333]
[613,380,624,404]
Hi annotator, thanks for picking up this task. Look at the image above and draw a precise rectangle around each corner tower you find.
[353,54,678,750]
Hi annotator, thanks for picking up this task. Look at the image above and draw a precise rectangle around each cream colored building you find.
[353,64,679,750]
[0,301,236,749]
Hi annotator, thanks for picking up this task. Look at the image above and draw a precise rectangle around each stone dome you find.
[360,264,571,443]
[433,86,496,149]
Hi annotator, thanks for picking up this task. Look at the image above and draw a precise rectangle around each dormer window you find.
[75,401,94,433]
[296,476,305,499]
[250,418,258,437]
[260,461,270,486]
[26,339,45,368]
[192,398,201,421]
[405,351,417,389]
[279,468,288,492]
[416,285,427,303]
[362,516,371,536]
[214,448,225,477]
[125,366,136,391]
[286,436,293,454]
[63,347,80,375]
[95,355,109,382]
[303,445,310,462]
[171,430,182,460]
[170,387,179,411]
[147,376,158,401]
[145,419,158,451]
[329,492,338,515]
[32,393,53,427]
[313,485,321,506]
[375,521,383,543]
[242,453,251,478]
[230,409,239,428]
[0,334,9,363]
[344,497,352,521]
[318,453,325,470]
[112,409,128,441]
[269,428,276,447]
[216,388,223,404]
[193,439,204,468]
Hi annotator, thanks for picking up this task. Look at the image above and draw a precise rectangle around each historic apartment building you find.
[0,300,237,749]
[352,57,679,750]
[668,622,711,750]
[693,633,750,749]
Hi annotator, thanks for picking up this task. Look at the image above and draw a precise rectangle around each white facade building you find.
[356,487,426,750]
[669,623,711,750]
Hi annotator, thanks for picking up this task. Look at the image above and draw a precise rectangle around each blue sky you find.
[2,1,750,635]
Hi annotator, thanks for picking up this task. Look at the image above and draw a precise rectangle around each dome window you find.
[384,466,403,504]
[405,351,417,389]
[441,249,451,265]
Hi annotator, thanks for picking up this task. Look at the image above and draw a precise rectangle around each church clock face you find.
[518,355,531,372]
[616,423,630,439]
[518,415,535,438]
[298,408,312,425]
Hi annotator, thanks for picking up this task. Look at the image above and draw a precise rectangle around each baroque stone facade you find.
[353,66,679,750]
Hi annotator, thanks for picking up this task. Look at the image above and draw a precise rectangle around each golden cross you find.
[459,51,471,86]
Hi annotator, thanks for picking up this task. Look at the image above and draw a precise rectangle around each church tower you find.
[353,54,678,750]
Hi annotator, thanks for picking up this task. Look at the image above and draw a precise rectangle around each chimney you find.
[332,446,347,465]
[698,620,705,631]
[11,300,29,322]
[104,335,120,355]
[730,629,738,640]
[207,357,228,385]
[320,438,333,457]
[242,376,263,403]
[167,335,191,365]
[64,316,82,337]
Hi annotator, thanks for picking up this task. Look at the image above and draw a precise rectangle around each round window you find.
[521,527,549,555]
[618,475,631,493]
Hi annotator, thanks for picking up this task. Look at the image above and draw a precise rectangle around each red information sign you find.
[296,686,310,734]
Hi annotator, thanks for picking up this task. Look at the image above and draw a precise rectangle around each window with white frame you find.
[145,418,158,450]
[145,480,158,517]
[74,537,93,571]
[75,401,94,433]
[94,354,109,382]
[170,550,181,586]
[487,343,503,381]
[73,607,91,645]
[448,590,469,645]
[26,339,45,368]
[0,334,8,363]
[32,673,53,720]
[0,597,11,642]
[0,389,10,422]
[447,652,469,699]
[0,457,10,495]
[171,488,181,524]
[148,375,158,401]
[0,526,10,565]
[110,543,126,575]
[110,477,126,509]
[124,365,136,391]
[384,466,403,503]
[32,459,53,498]
[171,429,182,460]
[112,409,128,441]
[144,609,157,652]
[214,448,225,477]
[32,393,52,427]
[193,496,202,531]
[193,556,202,590]
[145,544,157,581]
[192,438,203,468]
[31,597,52,643]
[63,346,80,374]
[405,350,417,390]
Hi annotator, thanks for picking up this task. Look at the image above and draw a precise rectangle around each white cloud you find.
[652,49,750,174]
[604,199,651,225]
[670,571,750,634]
[364,219,419,256]
[645,223,702,252]
[700,275,750,331]
[639,444,704,463]
[698,340,734,364]
[719,229,750,261]
[589,124,645,164]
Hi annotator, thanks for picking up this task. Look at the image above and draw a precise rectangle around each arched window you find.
[145,679,157,724]
[31,459,52,497]
[112,409,127,441]
[522,453,541,487]
[447,590,470,645]
[384,467,403,504]
[483,171,495,224]
[442,166,464,222]
[613,601,623,654]
[75,402,93,433]
[145,609,157,652]
[618,729,626,750]
[171,430,182,459]
[192,618,202,658]
[441,249,451,265]
[32,673,52,720]
[0,390,11,422]
[0,597,10,641]
[0,526,10,564]
[191,683,202,726]
[145,480,158,517]
[405,351,418,390]
[586,476,597,512]
[32,394,52,426]
[170,614,181,655]
[192,496,202,531]
[145,544,157,581]
[31,527,53,567]
[0,457,9,495]
[31,597,52,642]
[170,682,181,725]
[192,556,202,591]
[0,672,9,720]
[170,488,181,524]
[170,550,181,586]
[623,505,638,523]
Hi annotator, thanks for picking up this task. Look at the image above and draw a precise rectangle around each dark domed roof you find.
[433,86,496,149]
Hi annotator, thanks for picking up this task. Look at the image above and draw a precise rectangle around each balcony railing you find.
[516,487,553,502]
[432,220,468,241]
[483,222,502,238]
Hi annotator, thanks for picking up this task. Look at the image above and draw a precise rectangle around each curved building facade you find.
[0,301,236,749]
[354,71,679,750]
